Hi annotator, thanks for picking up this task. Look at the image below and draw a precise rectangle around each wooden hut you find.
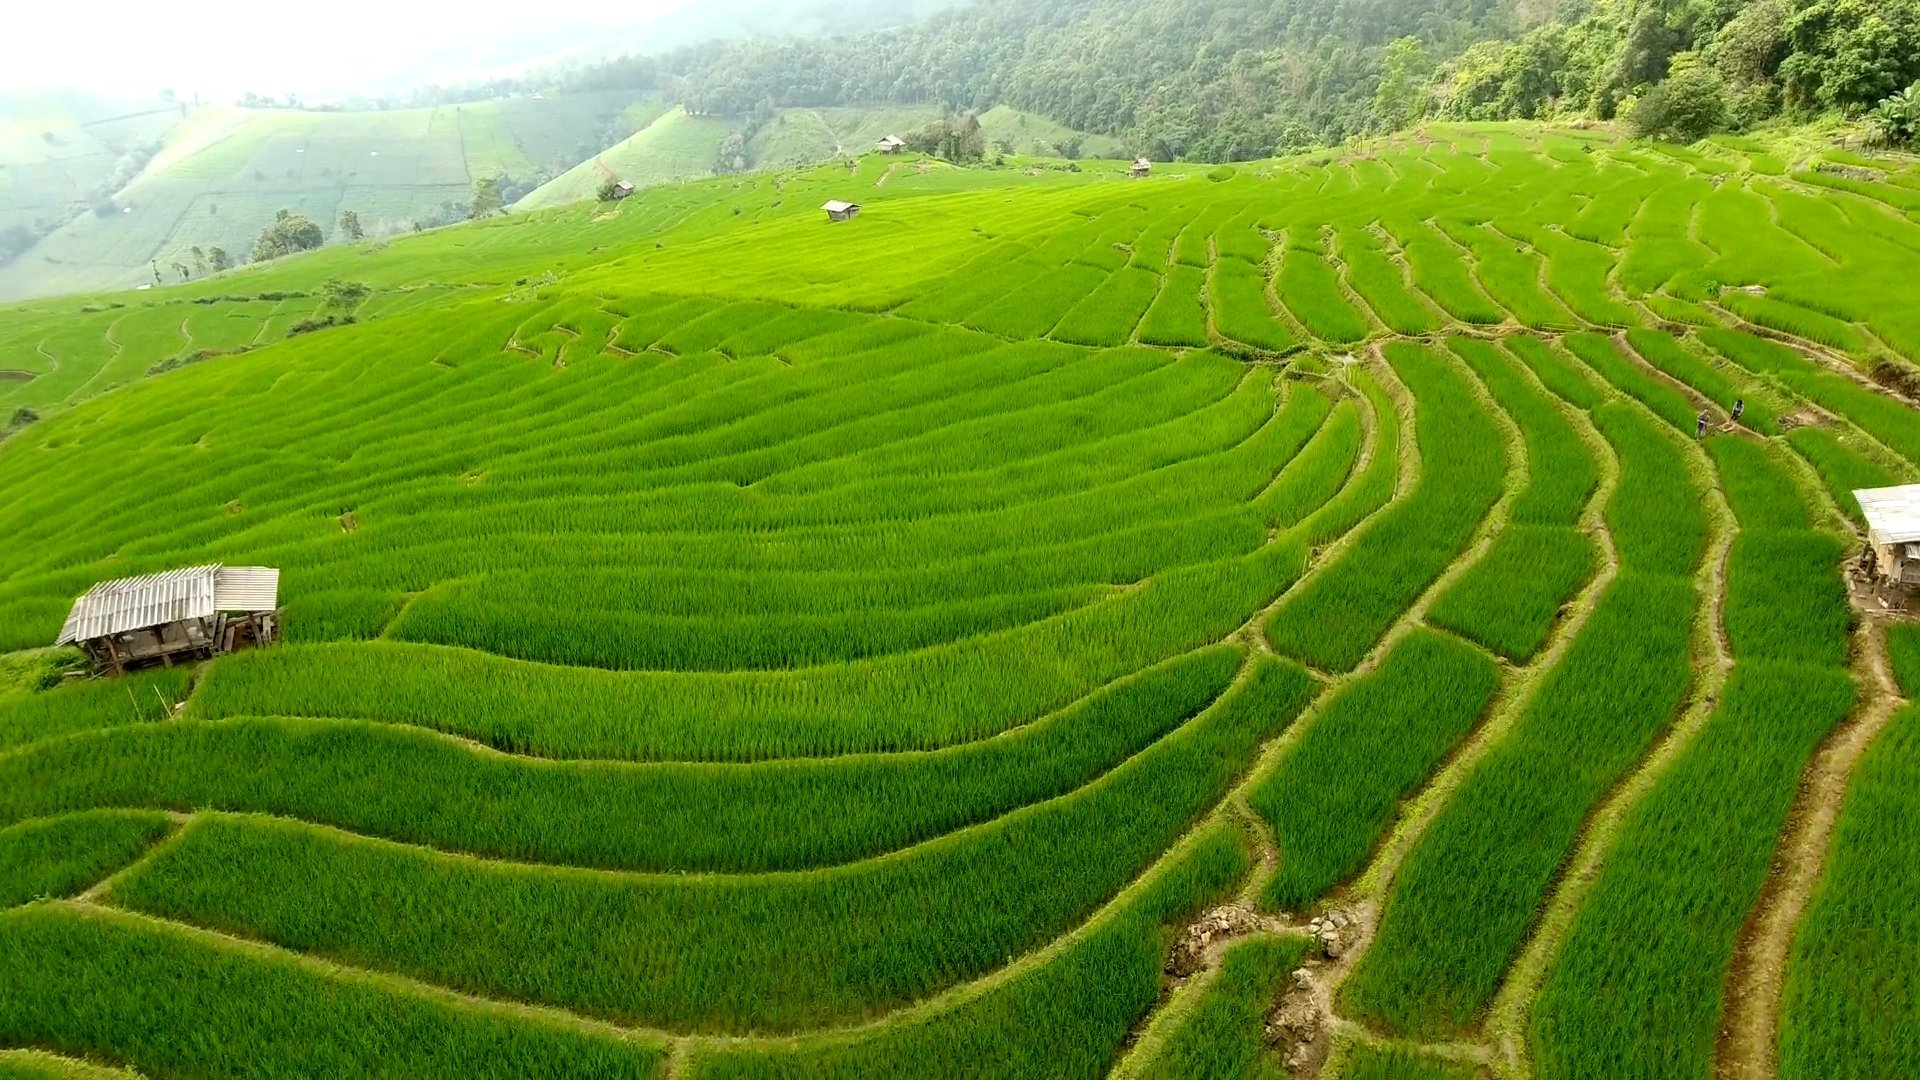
[822,199,862,223]
[1855,485,1920,590]
[610,180,636,199]
[1130,157,1152,178]
[876,135,907,154]
[57,565,281,674]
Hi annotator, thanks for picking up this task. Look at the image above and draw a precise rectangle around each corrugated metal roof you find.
[821,200,858,213]
[1856,485,1920,546]
[214,566,280,612]
[58,566,217,645]
[56,564,280,646]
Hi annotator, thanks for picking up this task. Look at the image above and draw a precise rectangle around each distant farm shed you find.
[822,199,862,223]
[1855,485,1920,588]
[611,180,636,199]
[876,135,906,154]
[58,564,281,674]
[1131,157,1152,177]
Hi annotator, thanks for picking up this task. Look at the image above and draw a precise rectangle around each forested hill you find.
[600,0,1920,159]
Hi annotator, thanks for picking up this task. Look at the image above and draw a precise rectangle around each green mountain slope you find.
[516,104,1120,213]
[0,91,185,260]
[0,93,636,301]
[514,109,738,211]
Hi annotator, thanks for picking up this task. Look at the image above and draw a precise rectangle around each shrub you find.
[1632,55,1729,143]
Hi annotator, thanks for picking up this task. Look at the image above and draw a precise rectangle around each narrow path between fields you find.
[1717,616,1906,1080]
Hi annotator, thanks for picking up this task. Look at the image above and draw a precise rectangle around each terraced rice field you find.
[2,122,1919,1078]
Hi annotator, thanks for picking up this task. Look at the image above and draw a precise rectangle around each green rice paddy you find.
[2,120,1918,1077]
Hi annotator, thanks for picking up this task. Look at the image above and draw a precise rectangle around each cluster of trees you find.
[251,209,326,263]
[513,0,1920,159]
[160,244,234,282]
[715,99,780,173]
[1413,0,1920,142]
[898,113,988,161]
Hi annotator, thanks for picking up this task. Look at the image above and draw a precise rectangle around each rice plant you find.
[1211,259,1296,353]
[686,822,1250,1079]
[1342,573,1698,1039]
[6,122,1920,1076]
[1137,265,1209,347]
[0,811,174,907]
[0,650,1241,874]
[1252,629,1501,909]
[0,904,667,1079]
[1562,332,1698,433]
[1426,527,1599,662]
[1533,664,1856,1078]
[1448,336,1599,526]
[1785,427,1903,527]
[1779,689,1920,1078]
[1266,344,1506,671]
[1275,246,1370,344]
[1337,227,1444,335]
[108,658,1317,1032]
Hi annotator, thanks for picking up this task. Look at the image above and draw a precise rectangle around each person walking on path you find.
[1731,398,1745,424]
[1697,410,1711,438]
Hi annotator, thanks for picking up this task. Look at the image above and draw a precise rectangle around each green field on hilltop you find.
[514,109,742,211]
[3,120,1920,1078]
[0,93,637,301]
[0,90,184,236]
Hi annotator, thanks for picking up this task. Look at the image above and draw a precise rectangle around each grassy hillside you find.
[0,91,184,248]
[2,123,1920,1078]
[746,106,939,166]
[979,105,1128,158]
[0,93,636,301]
[518,103,1121,212]
[514,109,738,211]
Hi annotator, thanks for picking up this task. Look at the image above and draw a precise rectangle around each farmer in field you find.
[1732,398,1745,424]
[1696,410,1711,438]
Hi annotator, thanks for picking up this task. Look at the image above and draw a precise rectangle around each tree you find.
[469,177,504,219]
[1372,36,1434,132]
[714,131,748,173]
[1782,0,1920,113]
[251,209,325,262]
[1709,0,1791,86]
[208,247,231,272]
[596,178,623,201]
[339,209,364,241]
[1631,53,1730,141]
[190,246,207,276]
[171,261,190,281]
[914,113,985,163]
[322,278,371,311]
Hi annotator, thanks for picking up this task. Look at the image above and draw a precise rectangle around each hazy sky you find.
[5,0,699,100]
